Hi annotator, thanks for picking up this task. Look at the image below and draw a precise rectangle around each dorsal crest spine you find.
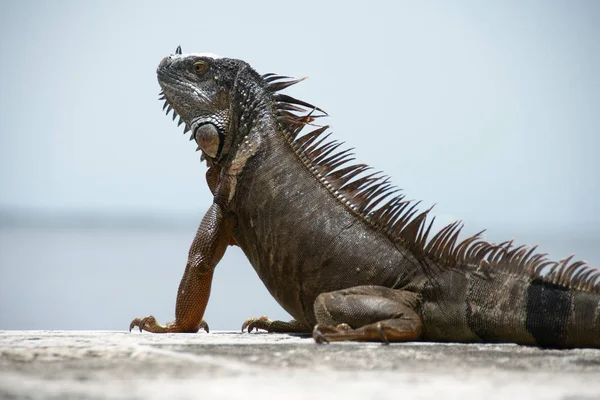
[262,73,600,294]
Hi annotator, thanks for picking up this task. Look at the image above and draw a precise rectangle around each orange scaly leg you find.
[130,202,233,333]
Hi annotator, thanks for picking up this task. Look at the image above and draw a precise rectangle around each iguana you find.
[130,47,600,348]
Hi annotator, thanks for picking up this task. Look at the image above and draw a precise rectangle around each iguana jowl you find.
[130,47,600,348]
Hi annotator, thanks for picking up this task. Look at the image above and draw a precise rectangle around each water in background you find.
[0,222,598,331]
[0,224,289,331]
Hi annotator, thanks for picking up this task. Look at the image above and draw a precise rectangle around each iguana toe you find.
[129,315,163,332]
[312,324,331,344]
[241,317,310,333]
[241,316,272,332]
[376,322,390,346]
[198,320,210,333]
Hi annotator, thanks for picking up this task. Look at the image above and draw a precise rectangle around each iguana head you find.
[157,46,325,168]
[157,46,250,162]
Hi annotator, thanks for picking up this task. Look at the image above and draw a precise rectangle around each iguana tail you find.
[423,260,600,348]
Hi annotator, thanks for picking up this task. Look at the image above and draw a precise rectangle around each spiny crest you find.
[158,89,191,134]
[263,73,600,294]
[156,47,191,136]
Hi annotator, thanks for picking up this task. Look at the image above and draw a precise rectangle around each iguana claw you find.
[312,324,330,344]
[376,323,390,345]
[129,316,161,332]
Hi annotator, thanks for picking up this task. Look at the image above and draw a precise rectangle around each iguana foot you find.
[129,315,209,333]
[312,286,422,343]
[312,320,413,344]
[310,323,351,343]
[312,324,339,344]
[241,316,310,333]
[241,316,272,332]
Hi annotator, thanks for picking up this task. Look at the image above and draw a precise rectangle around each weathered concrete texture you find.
[1,331,599,400]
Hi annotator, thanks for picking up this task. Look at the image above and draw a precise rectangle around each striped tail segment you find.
[462,247,600,348]
[525,279,600,348]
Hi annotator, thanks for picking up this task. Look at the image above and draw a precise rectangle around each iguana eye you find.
[193,61,209,74]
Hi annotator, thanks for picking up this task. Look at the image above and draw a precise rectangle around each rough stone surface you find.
[1,331,599,399]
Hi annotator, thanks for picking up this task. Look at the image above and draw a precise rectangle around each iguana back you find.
[130,48,600,348]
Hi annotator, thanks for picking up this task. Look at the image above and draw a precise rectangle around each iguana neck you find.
[214,67,278,205]
[227,67,274,159]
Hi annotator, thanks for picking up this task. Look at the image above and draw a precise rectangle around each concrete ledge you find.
[1,331,599,399]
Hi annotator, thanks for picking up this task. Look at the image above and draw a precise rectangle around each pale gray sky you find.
[0,1,599,330]
[1,0,599,228]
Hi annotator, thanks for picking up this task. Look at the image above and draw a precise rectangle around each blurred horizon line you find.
[0,207,201,230]
[1,207,598,237]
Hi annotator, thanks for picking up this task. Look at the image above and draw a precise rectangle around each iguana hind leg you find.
[312,286,422,343]
[241,316,310,333]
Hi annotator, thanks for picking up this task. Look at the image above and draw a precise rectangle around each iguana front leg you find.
[130,202,234,333]
[311,286,423,343]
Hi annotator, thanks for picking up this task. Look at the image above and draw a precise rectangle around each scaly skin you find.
[130,48,600,348]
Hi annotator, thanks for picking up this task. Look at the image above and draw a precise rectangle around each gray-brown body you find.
[233,120,419,326]
[231,104,600,347]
